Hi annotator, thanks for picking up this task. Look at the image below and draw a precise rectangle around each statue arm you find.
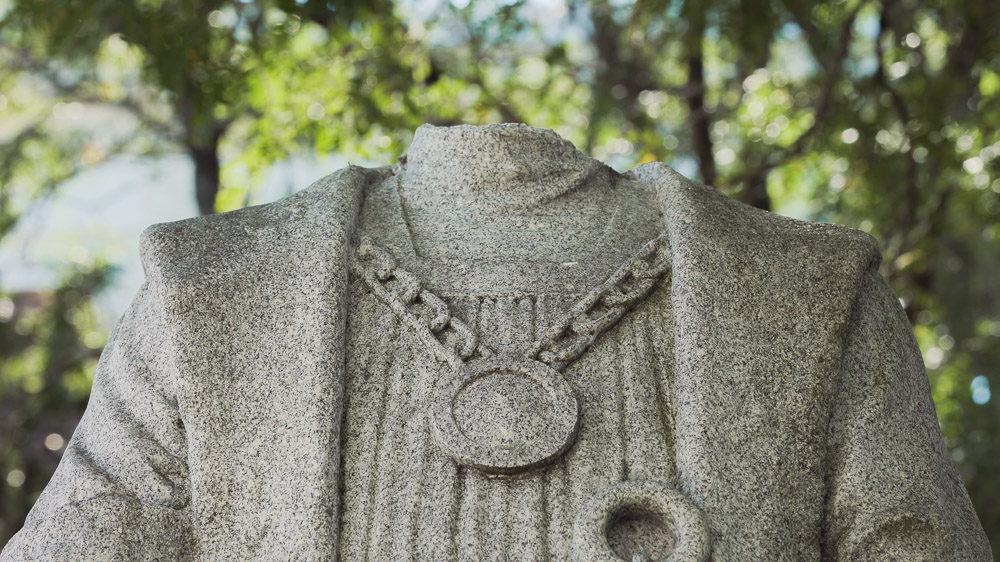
[822,266,991,561]
[0,278,194,561]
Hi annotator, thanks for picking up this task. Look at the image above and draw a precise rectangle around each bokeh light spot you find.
[44,433,65,451]
[307,103,326,120]
[971,376,991,405]
[963,157,984,174]
[6,470,25,488]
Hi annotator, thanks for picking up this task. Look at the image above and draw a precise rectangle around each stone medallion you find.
[429,355,581,475]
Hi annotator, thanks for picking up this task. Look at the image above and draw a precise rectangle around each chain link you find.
[352,234,670,373]
[528,235,671,371]
[351,237,478,369]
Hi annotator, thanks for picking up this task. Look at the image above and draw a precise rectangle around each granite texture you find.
[1,123,990,561]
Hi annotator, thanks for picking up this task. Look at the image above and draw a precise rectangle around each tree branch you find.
[455,6,527,125]
[0,44,182,140]
[873,4,917,234]
[722,3,863,191]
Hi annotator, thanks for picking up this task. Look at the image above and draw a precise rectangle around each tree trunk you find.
[741,169,771,211]
[686,17,715,187]
[190,145,221,216]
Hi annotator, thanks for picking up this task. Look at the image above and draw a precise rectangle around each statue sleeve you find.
[0,278,193,561]
[822,266,991,560]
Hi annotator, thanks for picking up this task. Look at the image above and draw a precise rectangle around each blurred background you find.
[0,0,997,553]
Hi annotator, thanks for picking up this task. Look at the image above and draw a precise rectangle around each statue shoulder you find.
[137,165,391,284]
[626,161,882,273]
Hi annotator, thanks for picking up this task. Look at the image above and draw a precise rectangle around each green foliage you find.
[1,0,998,554]
[0,263,113,541]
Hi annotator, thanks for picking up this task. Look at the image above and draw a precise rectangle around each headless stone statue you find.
[1,124,990,561]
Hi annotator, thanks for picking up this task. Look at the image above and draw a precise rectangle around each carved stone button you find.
[573,480,710,562]
[429,356,580,475]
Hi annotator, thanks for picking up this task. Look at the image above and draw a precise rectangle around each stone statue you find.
[2,123,990,561]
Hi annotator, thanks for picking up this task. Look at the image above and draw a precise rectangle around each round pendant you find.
[429,356,580,475]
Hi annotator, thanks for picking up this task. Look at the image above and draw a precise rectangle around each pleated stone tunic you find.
[338,282,678,560]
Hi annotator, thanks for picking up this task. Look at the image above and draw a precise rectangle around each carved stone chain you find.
[352,235,670,371]
[528,236,671,371]
[351,232,671,476]
[351,238,478,369]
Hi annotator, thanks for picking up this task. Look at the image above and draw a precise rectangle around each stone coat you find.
[1,162,990,561]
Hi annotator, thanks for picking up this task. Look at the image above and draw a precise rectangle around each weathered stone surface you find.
[2,123,990,560]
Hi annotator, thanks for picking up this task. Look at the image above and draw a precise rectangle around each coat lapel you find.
[158,166,390,558]
[627,162,878,560]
